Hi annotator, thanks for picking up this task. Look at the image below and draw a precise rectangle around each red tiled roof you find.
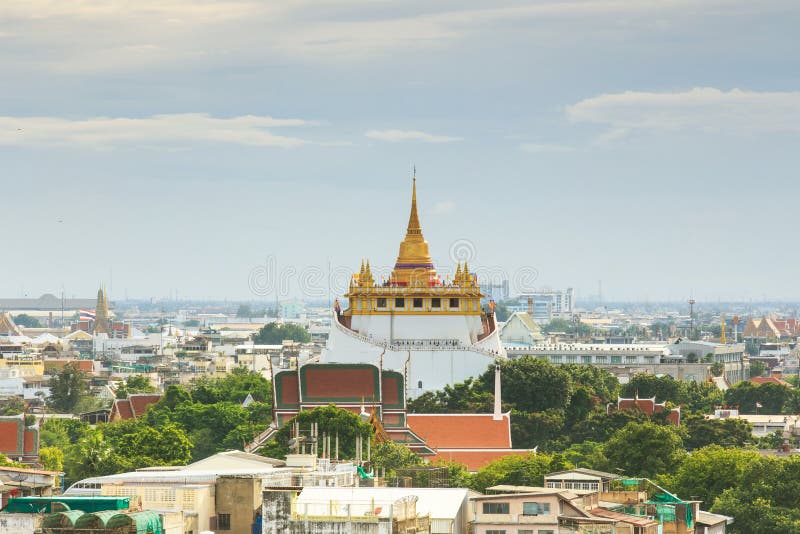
[429,449,533,472]
[112,399,133,420]
[128,394,162,417]
[45,360,95,373]
[406,414,512,449]
[750,376,793,388]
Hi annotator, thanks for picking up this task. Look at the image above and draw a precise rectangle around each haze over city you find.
[3,1,800,301]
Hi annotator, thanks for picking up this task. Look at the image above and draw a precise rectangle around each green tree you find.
[569,409,651,444]
[115,375,157,399]
[479,357,572,413]
[13,313,41,328]
[662,445,758,508]
[407,377,492,414]
[560,364,620,405]
[236,304,253,318]
[39,446,64,472]
[543,318,572,333]
[749,360,768,378]
[0,396,26,416]
[725,382,789,414]
[0,453,26,468]
[470,453,572,493]
[621,374,686,405]
[562,441,609,471]
[511,409,566,450]
[371,441,421,477]
[682,414,752,450]
[261,405,371,460]
[603,422,685,478]
[493,301,511,322]
[253,323,311,344]
[47,363,90,413]
[712,455,800,533]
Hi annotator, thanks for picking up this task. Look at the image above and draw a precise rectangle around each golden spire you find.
[406,176,422,237]
[720,313,726,344]
[392,175,436,286]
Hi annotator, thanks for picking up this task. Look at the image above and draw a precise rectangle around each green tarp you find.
[107,511,163,534]
[42,510,85,528]
[74,510,121,529]
[2,496,130,514]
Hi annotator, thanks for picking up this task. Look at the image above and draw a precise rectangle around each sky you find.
[2,0,799,303]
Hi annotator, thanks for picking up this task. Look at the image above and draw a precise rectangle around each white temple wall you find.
[321,324,500,396]
[349,314,484,345]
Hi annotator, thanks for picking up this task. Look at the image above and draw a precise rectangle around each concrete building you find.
[512,289,575,323]
[263,486,470,534]
[507,341,746,385]
[707,408,800,438]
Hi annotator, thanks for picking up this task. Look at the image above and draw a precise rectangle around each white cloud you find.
[520,143,575,153]
[365,129,463,143]
[1,0,769,70]
[567,87,800,138]
[431,200,456,215]
[0,113,317,149]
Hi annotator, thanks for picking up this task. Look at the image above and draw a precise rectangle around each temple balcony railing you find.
[331,310,501,358]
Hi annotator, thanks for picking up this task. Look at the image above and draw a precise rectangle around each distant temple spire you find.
[93,285,110,335]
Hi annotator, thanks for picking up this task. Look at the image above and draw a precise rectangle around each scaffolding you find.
[391,466,450,488]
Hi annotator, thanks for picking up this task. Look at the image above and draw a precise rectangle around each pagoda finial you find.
[406,174,422,237]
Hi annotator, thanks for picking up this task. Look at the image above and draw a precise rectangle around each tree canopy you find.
[13,313,41,328]
[253,322,311,344]
[47,363,91,413]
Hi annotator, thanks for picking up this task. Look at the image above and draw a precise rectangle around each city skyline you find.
[3,1,799,300]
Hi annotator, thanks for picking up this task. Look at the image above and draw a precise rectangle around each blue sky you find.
[2,1,799,302]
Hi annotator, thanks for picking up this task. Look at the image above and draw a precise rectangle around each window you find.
[217,514,231,531]
[566,355,577,364]
[417,380,423,389]
[595,355,607,364]
[539,531,555,534]
[431,298,441,308]
[449,297,460,308]
[486,531,506,534]
[377,298,387,308]
[611,356,622,364]
[482,502,510,514]
[523,502,551,515]
[395,298,405,308]
[413,298,423,308]
[550,355,562,363]
[581,355,592,364]
[519,531,534,534]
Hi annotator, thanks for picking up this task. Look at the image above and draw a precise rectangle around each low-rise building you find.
[264,486,469,534]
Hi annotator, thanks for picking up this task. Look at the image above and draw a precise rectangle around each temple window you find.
[395,298,405,308]
[413,298,423,308]
[449,298,459,309]
[431,298,441,308]
[377,298,387,308]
